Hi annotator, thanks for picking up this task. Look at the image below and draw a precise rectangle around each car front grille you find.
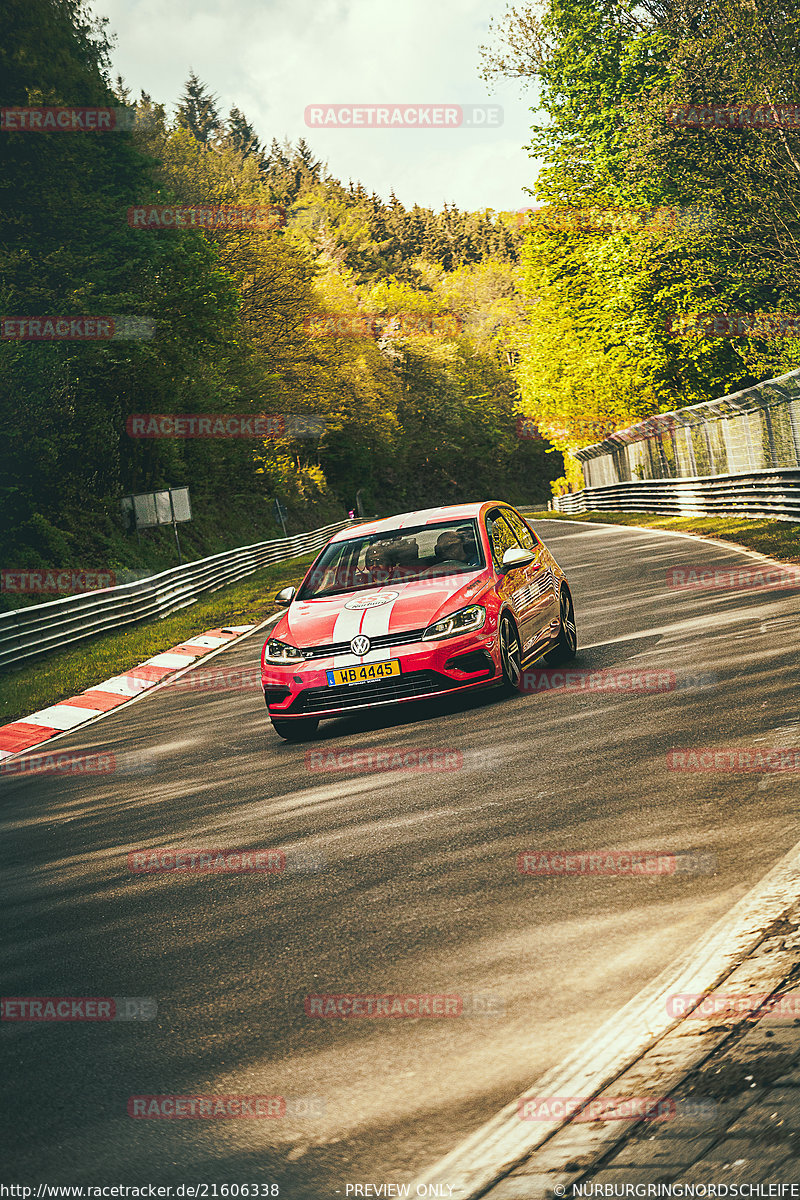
[300,627,428,660]
[291,671,452,713]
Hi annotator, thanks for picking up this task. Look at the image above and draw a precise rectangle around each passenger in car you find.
[384,538,420,577]
[364,544,394,583]
[433,530,480,567]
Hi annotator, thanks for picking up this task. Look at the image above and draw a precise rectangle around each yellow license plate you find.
[326,660,401,686]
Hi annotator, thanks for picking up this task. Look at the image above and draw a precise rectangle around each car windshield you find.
[297,519,486,599]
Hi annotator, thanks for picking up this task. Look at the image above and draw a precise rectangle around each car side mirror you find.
[274,586,296,607]
[501,547,536,572]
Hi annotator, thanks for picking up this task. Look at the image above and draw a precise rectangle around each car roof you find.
[329,501,510,542]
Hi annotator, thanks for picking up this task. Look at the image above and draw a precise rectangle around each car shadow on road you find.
[307,683,503,741]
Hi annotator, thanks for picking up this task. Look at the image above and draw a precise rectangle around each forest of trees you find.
[5,0,800,568]
[0,0,561,574]
[481,0,800,488]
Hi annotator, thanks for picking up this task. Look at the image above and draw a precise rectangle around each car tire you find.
[498,613,523,692]
[271,717,320,742]
[544,586,577,665]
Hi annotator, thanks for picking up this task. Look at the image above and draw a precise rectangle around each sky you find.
[87,0,543,213]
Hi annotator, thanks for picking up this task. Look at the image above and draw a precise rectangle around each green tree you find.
[225,106,265,166]
[176,72,221,145]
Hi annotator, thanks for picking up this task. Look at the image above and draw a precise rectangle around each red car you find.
[261,501,576,740]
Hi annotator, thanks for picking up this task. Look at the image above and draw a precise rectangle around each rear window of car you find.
[297,519,485,599]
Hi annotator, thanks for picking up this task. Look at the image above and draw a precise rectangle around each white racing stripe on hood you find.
[331,593,400,666]
[330,604,365,663]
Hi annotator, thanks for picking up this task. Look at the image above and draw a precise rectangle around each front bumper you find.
[262,633,499,720]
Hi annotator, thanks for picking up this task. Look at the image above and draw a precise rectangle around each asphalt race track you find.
[2,519,799,1196]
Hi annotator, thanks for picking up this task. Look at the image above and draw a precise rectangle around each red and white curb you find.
[0,624,258,762]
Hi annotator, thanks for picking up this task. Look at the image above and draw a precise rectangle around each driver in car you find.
[457,526,480,565]
[364,543,394,582]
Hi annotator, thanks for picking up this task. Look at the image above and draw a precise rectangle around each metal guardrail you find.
[573,367,800,488]
[553,469,800,521]
[0,519,356,670]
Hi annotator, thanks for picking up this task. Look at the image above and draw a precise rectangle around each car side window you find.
[485,509,522,572]
[502,509,538,551]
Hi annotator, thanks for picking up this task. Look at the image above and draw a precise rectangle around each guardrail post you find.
[764,406,779,467]
[787,401,800,466]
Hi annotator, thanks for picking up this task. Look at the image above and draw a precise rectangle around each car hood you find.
[272,571,491,648]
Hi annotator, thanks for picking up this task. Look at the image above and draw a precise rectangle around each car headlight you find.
[265,639,305,664]
[422,604,486,641]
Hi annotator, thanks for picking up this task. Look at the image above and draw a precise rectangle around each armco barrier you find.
[0,519,356,670]
[574,367,800,488]
[553,469,800,521]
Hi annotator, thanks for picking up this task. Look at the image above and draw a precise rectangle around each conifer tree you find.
[177,72,220,145]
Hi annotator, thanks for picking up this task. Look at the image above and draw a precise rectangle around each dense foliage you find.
[482,0,800,488]
[0,0,561,570]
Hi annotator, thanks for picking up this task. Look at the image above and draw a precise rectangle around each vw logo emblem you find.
[351,634,371,656]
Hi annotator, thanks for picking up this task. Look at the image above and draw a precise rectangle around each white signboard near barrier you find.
[122,487,192,531]
[169,487,191,522]
[121,487,192,562]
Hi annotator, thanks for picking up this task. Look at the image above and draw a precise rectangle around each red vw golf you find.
[261,502,577,740]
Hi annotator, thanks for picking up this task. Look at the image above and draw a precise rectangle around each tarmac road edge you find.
[413,831,800,1198]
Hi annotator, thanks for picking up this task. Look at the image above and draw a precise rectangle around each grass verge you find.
[527,510,800,563]
[0,553,316,727]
